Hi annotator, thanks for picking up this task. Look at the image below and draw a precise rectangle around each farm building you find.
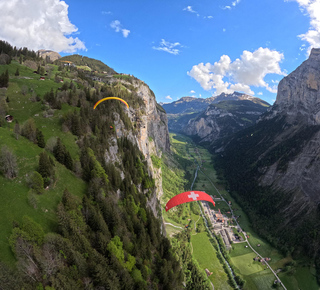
[5,115,13,122]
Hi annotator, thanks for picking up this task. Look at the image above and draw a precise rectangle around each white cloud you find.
[183,6,197,13]
[110,20,121,33]
[166,95,172,100]
[0,0,86,53]
[102,11,112,15]
[190,90,196,93]
[232,0,241,6]
[187,47,285,96]
[153,39,182,55]
[230,83,254,95]
[110,20,130,38]
[288,0,320,53]
[266,85,278,93]
[183,6,199,17]
[122,29,130,38]
[222,0,241,10]
[258,92,263,95]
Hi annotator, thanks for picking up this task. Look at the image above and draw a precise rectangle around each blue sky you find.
[0,0,319,105]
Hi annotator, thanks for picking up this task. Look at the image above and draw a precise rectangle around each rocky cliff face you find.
[183,99,269,143]
[255,48,320,209]
[104,78,170,220]
[268,48,320,125]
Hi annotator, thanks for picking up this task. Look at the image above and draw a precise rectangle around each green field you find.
[232,253,264,276]
[191,232,232,290]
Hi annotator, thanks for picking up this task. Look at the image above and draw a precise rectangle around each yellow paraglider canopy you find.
[93,97,129,109]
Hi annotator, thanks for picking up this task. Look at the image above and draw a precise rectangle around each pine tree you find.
[71,114,81,136]
[53,138,65,164]
[14,68,19,76]
[21,216,45,245]
[4,69,8,87]
[0,70,9,87]
[62,189,78,211]
[36,128,45,148]
[64,151,73,170]
[30,171,44,194]
[38,151,55,187]
[21,118,37,142]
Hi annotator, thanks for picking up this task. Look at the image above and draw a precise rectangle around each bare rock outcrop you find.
[104,78,170,220]
[255,48,320,210]
[272,48,320,125]
[37,49,61,62]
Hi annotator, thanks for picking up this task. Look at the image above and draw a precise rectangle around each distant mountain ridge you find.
[162,92,268,114]
[183,99,270,143]
[162,92,270,136]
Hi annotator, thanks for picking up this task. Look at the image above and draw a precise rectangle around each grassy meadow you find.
[0,61,87,266]
[191,232,233,290]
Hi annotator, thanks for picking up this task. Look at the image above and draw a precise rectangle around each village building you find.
[214,210,224,222]
[5,115,13,122]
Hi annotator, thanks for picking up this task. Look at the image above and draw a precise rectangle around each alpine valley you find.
[191,48,320,283]
[1,37,320,290]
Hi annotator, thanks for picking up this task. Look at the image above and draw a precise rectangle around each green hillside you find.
[56,54,116,74]
[0,41,186,289]
[0,60,88,265]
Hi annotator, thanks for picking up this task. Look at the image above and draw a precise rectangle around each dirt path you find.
[164,222,183,229]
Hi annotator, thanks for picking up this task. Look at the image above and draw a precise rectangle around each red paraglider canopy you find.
[165,191,215,212]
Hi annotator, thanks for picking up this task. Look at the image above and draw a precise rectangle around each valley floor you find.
[162,133,319,290]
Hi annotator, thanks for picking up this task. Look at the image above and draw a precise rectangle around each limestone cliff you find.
[255,49,320,210]
[268,48,320,125]
[103,77,170,220]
